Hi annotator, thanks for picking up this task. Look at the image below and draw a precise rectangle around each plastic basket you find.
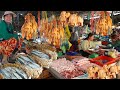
[90,56,116,67]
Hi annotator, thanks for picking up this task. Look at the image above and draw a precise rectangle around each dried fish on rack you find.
[96,11,112,36]
[0,63,29,79]
[30,50,53,68]
[16,55,43,79]
[21,13,38,40]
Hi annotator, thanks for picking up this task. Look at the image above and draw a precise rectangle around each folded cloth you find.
[0,38,23,56]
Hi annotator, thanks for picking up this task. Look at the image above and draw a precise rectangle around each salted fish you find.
[32,50,49,59]
[14,68,28,79]
[1,69,11,79]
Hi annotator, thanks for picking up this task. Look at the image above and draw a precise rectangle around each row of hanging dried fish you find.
[39,11,84,48]
[21,13,38,40]
[96,11,113,36]
[60,11,84,27]
[21,11,84,48]
[39,15,65,48]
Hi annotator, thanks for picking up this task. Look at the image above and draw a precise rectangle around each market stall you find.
[1,11,120,79]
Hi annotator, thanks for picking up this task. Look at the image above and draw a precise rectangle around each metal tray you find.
[48,67,88,79]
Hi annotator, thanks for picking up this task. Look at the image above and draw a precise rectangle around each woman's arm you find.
[84,50,93,54]
[0,22,8,40]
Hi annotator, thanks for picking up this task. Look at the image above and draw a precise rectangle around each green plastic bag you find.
[57,51,63,57]
[60,45,66,53]
[89,53,99,58]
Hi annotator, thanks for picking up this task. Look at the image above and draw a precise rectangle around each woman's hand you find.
[99,46,102,49]
[98,49,105,55]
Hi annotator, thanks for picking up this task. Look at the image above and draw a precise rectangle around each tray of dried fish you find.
[16,55,43,79]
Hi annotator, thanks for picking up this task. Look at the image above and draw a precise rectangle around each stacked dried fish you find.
[31,50,50,59]
[38,43,56,52]
[16,55,43,79]
[30,50,53,68]
[0,63,29,79]
[26,42,56,52]
[25,42,57,62]
[43,50,57,60]
[0,67,28,79]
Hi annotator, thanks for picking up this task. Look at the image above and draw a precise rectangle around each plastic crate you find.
[90,56,116,67]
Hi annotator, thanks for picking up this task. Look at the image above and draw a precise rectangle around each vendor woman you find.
[110,34,120,52]
[0,11,22,64]
[78,33,98,57]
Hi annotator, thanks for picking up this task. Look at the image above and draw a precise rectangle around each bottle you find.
[112,47,115,51]
[104,51,109,56]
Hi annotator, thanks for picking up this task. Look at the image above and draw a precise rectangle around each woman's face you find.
[89,35,94,41]
[4,14,12,23]
[111,35,118,42]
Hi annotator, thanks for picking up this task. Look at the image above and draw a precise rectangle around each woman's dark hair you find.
[84,33,94,40]
[112,30,117,35]
[111,34,118,40]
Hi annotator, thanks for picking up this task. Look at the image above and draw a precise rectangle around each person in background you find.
[0,11,22,64]
[69,26,79,51]
[78,33,96,57]
[110,34,120,52]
